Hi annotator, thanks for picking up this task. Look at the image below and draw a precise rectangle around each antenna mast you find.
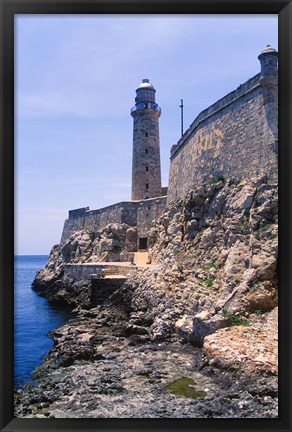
[180,99,184,137]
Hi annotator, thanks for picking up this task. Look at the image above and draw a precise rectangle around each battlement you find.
[171,73,261,159]
[167,48,278,205]
[61,196,167,246]
[68,207,89,219]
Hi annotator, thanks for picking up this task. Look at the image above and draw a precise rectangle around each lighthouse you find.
[131,79,162,201]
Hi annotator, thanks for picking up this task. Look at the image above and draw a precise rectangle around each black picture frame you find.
[0,1,291,431]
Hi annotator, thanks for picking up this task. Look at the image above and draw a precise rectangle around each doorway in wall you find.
[139,237,148,250]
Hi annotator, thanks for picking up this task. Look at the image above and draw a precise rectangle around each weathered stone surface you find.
[131,107,162,200]
[26,176,278,418]
[191,314,228,347]
[32,245,63,292]
[17,49,279,418]
[33,177,278,327]
[150,317,172,341]
[203,308,278,375]
[227,185,256,212]
[175,311,227,348]
[167,71,277,205]
[125,227,138,252]
[174,315,194,341]
[61,198,167,247]
[15,308,278,419]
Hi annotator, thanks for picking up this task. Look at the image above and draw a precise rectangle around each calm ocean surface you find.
[14,255,73,389]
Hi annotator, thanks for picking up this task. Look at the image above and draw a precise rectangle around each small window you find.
[146,184,149,189]
[145,132,148,137]
[146,166,148,172]
[145,148,148,154]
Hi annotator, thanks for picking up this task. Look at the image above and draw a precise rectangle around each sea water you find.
[14,255,73,389]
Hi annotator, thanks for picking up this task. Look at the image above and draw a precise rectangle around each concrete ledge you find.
[64,262,137,281]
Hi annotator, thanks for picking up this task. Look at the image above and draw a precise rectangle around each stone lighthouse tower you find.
[131,79,162,200]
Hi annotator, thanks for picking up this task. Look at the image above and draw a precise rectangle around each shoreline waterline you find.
[14,255,73,389]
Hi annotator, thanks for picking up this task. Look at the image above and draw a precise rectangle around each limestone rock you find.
[125,227,138,252]
[203,308,278,375]
[174,315,194,343]
[227,185,255,213]
[191,314,227,347]
[32,245,63,292]
[150,317,172,341]
[19,176,279,420]
[32,176,278,350]
[223,241,250,287]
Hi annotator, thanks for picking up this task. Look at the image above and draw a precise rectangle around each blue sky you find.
[15,14,278,255]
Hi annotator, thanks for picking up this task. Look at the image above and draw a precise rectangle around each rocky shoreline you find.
[15,176,278,418]
[15,305,278,418]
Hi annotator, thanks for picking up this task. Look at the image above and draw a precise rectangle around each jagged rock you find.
[203,308,278,375]
[226,185,255,213]
[215,268,277,315]
[223,241,250,286]
[32,245,63,292]
[175,312,227,347]
[18,176,279,419]
[251,251,277,281]
[150,317,172,341]
[33,178,278,329]
[32,222,137,301]
[61,231,93,263]
[125,227,138,252]
[174,315,194,343]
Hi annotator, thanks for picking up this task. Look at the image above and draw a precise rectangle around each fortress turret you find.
[131,79,162,201]
[258,45,278,79]
[258,45,278,153]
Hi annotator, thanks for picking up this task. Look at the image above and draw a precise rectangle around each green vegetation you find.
[222,310,250,327]
[165,377,207,399]
[254,223,277,241]
[211,174,225,184]
[203,275,215,288]
[202,262,217,270]
[241,221,250,235]
[217,174,225,182]
[254,309,266,316]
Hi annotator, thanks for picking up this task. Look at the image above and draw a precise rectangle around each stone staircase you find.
[134,251,150,267]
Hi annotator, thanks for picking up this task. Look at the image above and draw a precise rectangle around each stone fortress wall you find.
[167,48,278,204]
[137,197,167,239]
[61,196,167,246]
[60,46,278,251]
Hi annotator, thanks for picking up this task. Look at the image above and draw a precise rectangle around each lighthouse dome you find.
[137,79,155,90]
[260,45,277,55]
